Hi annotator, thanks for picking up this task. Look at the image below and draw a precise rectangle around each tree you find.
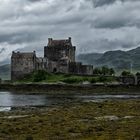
[101,66,110,75]
[136,72,140,76]
[121,71,132,76]
[109,68,115,76]
[93,68,102,75]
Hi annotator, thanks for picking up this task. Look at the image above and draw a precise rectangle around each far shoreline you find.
[0,83,140,94]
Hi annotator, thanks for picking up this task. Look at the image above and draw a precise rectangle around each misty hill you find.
[0,47,140,80]
[77,47,140,71]
[76,53,103,65]
[0,64,10,80]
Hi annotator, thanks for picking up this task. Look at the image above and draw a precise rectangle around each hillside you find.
[0,64,11,80]
[77,47,140,71]
[76,53,102,65]
[0,47,140,80]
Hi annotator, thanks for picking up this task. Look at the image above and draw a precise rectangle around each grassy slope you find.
[17,71,116,84]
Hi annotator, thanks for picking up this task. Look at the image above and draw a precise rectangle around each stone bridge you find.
[120,76,140,85]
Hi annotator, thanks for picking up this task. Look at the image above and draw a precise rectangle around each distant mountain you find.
[76,53,103,65]
[77,47,140,71]
[0,47,140,80]
[0,64,11,80]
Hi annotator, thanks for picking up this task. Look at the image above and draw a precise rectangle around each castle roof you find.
[12,51,36,58]
[47,37,72,47]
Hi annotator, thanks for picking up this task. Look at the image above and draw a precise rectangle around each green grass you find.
[17,70,117,84]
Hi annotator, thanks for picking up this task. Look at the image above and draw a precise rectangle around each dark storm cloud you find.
[89,0,116,7]
[0,0,140,63]
[88,0,140,7]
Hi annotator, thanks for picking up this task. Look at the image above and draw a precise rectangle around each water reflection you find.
[78,95,140,102]
[0,107,11,112]
[0,92,78,107]
[0,92,140,108]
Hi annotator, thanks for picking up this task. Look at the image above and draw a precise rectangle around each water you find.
[79,95,140,102]
[0,92,77,108]
[0,91,140,111]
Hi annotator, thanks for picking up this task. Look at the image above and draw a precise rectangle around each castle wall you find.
[11,52,36,81]
[44,46,75,62]
[80,65,93,75]
[119,76,135,85]
[36,58,48,70]
[47,60,69,74]
[69,46,76,62]
[47,61,58,73]
[68,62,82,74]
[68,62,93,75]
[58,59,69,73]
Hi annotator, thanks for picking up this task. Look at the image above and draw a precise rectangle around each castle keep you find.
[11,38,93,80]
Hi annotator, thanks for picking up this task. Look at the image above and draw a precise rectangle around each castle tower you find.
[44,37,76,62]
[11,51,36,81]
[44,37,76,73]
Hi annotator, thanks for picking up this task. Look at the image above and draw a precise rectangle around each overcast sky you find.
[0,0,140,64]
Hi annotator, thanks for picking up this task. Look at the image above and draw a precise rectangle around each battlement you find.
[11,51,36,59]
[47,37,72,47]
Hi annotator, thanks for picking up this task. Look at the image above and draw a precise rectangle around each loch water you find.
[0,91,140,111]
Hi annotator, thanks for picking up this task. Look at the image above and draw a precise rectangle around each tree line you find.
[93,66,115,76]
[93,66,140,77]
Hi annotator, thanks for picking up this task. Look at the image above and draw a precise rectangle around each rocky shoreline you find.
[0,100,139,140]
[0,83,140,94]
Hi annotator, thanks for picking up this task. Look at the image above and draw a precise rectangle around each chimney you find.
[48,38,52,42]
[48,38,52,46]
[68,37,71,41]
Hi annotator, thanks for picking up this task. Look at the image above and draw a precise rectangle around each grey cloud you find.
[27,0,42,2]
[0,0,140,64]
[88,0,140,29]
[0,48,5,54]
[92,16,130,29]
[88,0,140,7]
[89,0,116,7]
[0,32,41,45]
[79,38,139,53]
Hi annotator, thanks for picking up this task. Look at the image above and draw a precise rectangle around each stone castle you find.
[11,37,93,80]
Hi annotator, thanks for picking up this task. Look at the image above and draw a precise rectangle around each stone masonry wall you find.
[11,52,36,81]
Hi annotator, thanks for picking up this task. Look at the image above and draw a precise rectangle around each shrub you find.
[90,78,97,83]
[62,77,83,84]
[136,72,140,76]
[121,71,133,76]
[93,68,102,75]
[98,76,107,83]
[33,70,47,82]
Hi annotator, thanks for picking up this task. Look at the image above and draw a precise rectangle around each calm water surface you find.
[0,91,140,111]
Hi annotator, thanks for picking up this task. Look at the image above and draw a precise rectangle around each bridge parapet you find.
[119,76,140,85]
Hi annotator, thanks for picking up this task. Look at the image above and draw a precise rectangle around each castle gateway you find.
[11,38,93,81]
